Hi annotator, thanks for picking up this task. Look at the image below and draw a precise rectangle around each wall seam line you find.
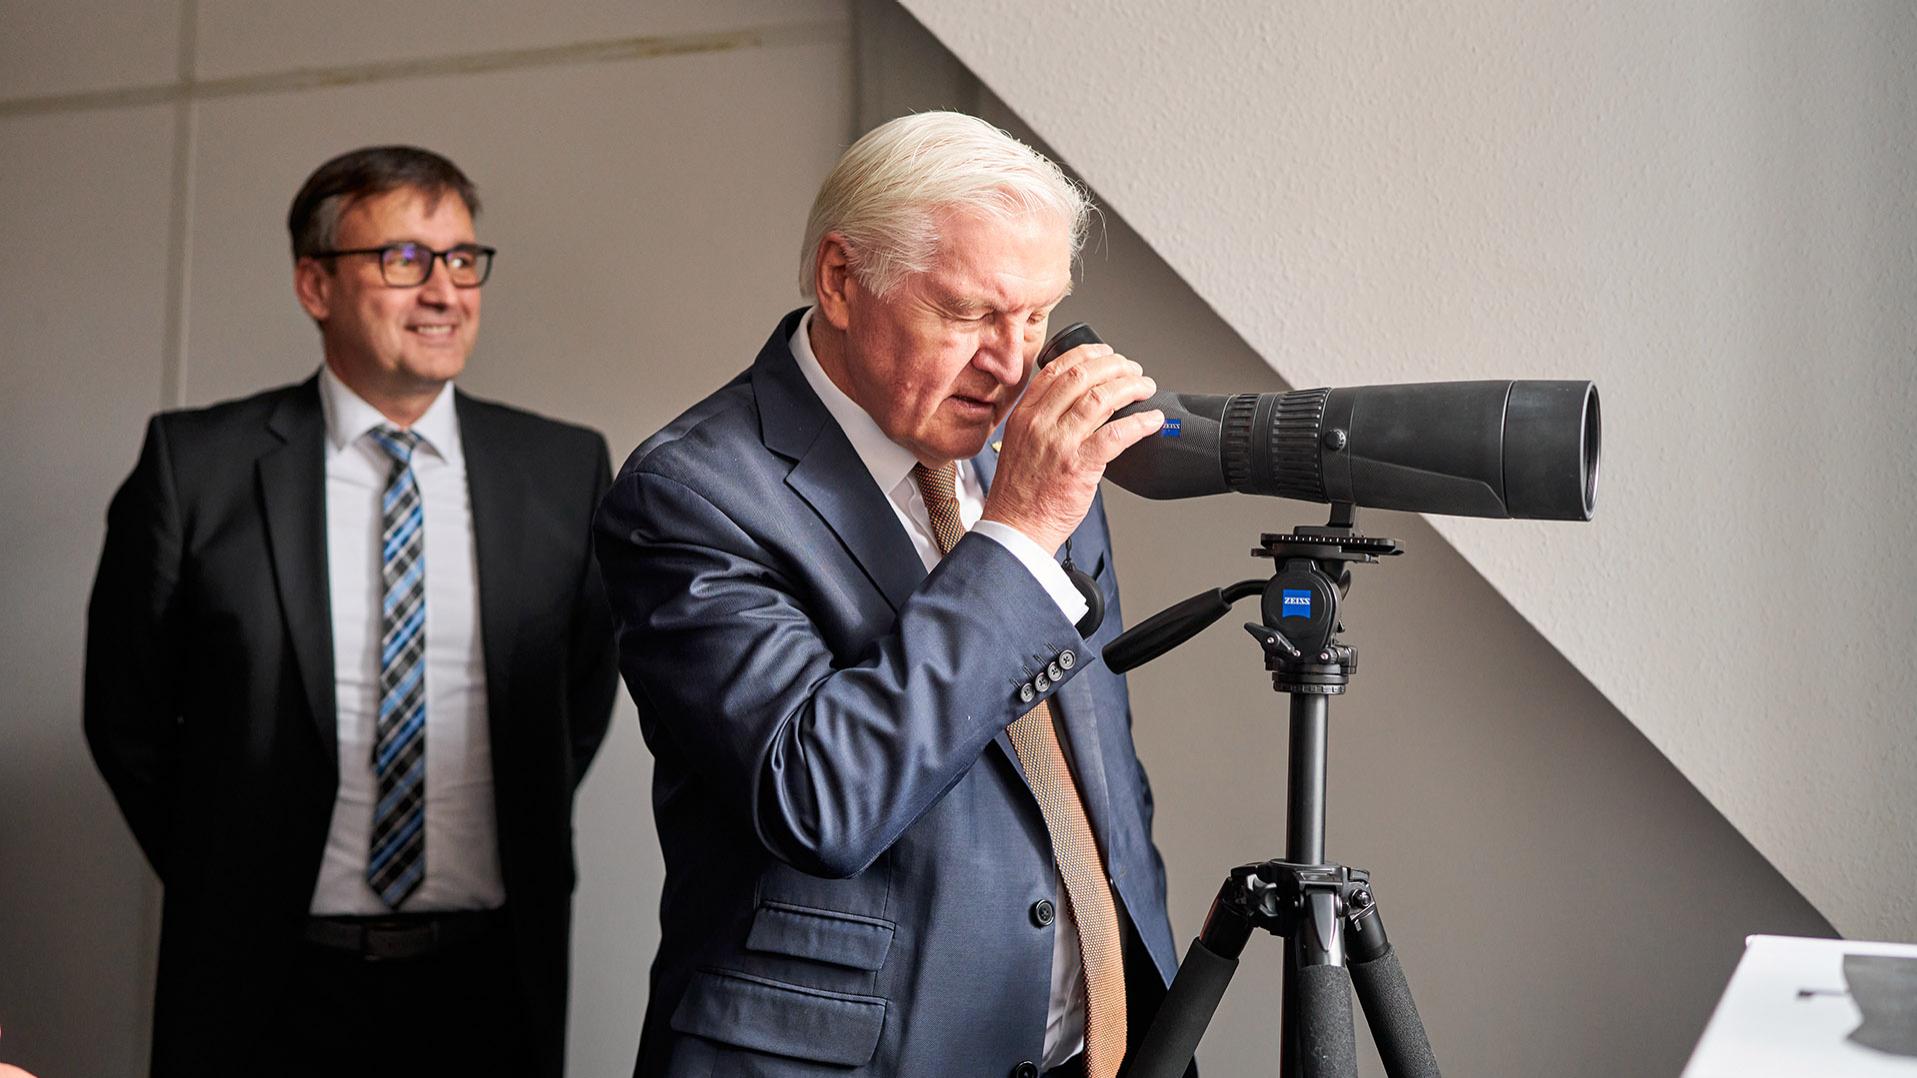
[0,21,847,119]
[158,0,197,412]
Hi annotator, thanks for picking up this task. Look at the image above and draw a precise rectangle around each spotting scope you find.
[1037,323,1600,520]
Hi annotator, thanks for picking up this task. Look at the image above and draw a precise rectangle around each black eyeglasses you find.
[314,242,497,288]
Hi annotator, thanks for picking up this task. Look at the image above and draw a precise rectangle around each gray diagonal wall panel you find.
[899,0,1917,939]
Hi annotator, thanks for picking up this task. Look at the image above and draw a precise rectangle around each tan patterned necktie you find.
[910,462,1128,1078]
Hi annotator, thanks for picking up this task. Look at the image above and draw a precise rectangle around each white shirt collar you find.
[318,363,463,464]
[788,307,927,494]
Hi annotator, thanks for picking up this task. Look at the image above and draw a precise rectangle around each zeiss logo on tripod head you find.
[1281,589,1312,619]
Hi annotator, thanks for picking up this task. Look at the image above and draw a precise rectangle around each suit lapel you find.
[755,312,922,613]
[456,392,521,770]
[259,379,338,767]
[785,438,922,613]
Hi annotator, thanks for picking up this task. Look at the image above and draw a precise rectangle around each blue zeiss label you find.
[1160,417,1182,437]
[1281,589,1312,619]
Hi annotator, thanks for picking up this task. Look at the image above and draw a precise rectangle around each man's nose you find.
[976,317,1025,384]
[415,256,458,306]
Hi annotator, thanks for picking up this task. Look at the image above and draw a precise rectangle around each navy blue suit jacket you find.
[595,310,1179,1076]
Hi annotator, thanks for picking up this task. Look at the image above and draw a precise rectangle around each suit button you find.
[1046,660,1063,681]
[1059,649,1076,670]
[1019,683,1036,704]
[1031,899,1056,927]
[1013,1063,1039,1078]
[1034,671,1051,692]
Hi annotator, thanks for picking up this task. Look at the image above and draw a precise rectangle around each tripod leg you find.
[1124,887,1257,1078]
[1295,964,1360,1078]
[1347,896,1440,1078]
[1283,951,1299,1078]
[1284,889,1359,1078]
[1126,936,1239,1078]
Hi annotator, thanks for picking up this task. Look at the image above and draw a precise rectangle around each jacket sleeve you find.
[84,416,188,880]
[594,465,1083,879]
[565,437,620,789]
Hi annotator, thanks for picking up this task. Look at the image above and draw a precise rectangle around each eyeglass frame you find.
[310,242,498,288]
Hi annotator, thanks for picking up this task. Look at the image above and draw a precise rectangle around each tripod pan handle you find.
[1104,589,1233,674]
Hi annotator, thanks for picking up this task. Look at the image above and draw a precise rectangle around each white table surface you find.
[1684,934,1917,1077]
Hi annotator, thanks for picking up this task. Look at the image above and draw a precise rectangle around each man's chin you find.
[399,354,470,389]
[947,429,997,462]
[911,427,994,467]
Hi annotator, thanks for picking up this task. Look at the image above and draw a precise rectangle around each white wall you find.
[0,3,851,1074]
[899,0,1917,942]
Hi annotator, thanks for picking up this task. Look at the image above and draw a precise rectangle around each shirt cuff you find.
[971,520,1090,625]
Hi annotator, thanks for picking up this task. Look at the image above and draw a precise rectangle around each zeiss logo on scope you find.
[1281,589,1312,619]
[1160,417,1181,437]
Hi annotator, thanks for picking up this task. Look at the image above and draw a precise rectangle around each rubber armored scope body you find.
[1037,323,1599,521]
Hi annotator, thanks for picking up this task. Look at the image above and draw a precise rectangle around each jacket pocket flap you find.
[670,968,887,1065]
[746,902,895,971]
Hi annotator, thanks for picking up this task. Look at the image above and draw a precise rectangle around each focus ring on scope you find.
[1270,388,1330,502]
[1221,394,1260,491]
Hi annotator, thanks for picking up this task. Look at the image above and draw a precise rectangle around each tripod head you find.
[1104,503,1402,693]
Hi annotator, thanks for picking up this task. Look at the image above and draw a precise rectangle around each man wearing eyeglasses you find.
[84,145,618,1078]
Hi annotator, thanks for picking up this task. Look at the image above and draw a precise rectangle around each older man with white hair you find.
[597,111,1181,1078]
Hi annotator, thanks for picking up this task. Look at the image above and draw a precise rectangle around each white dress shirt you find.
[310,365,505,915]
[791,310,1091,1067]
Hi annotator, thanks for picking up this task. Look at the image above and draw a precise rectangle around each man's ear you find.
[813,234,856,331]
[293,257,333,323]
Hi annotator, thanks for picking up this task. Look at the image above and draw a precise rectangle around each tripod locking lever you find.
[1244,622,1303,660]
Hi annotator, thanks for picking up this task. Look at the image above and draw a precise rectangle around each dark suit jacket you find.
[594,310,1181,1076]
[85,376,619,1078]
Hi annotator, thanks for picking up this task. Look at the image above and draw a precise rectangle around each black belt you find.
[302,908,504,961]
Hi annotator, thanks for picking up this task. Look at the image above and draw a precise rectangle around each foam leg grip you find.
[1350,945,1441,1077]
[1125,938,1238,1078]
[1295,964,1360,1078]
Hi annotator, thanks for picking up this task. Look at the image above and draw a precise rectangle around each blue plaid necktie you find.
[367,426,427,907]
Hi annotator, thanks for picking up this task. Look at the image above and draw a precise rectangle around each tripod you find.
[1116,505,1440,1078]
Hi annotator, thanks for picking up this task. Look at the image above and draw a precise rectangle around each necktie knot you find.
[369,426,421,467]
[909,462,965,556]
[910,461,957,504]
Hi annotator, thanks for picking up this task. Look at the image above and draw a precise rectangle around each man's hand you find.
[981,343,1163,555]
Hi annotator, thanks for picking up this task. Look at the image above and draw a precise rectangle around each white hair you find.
[798,111,1093,299]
